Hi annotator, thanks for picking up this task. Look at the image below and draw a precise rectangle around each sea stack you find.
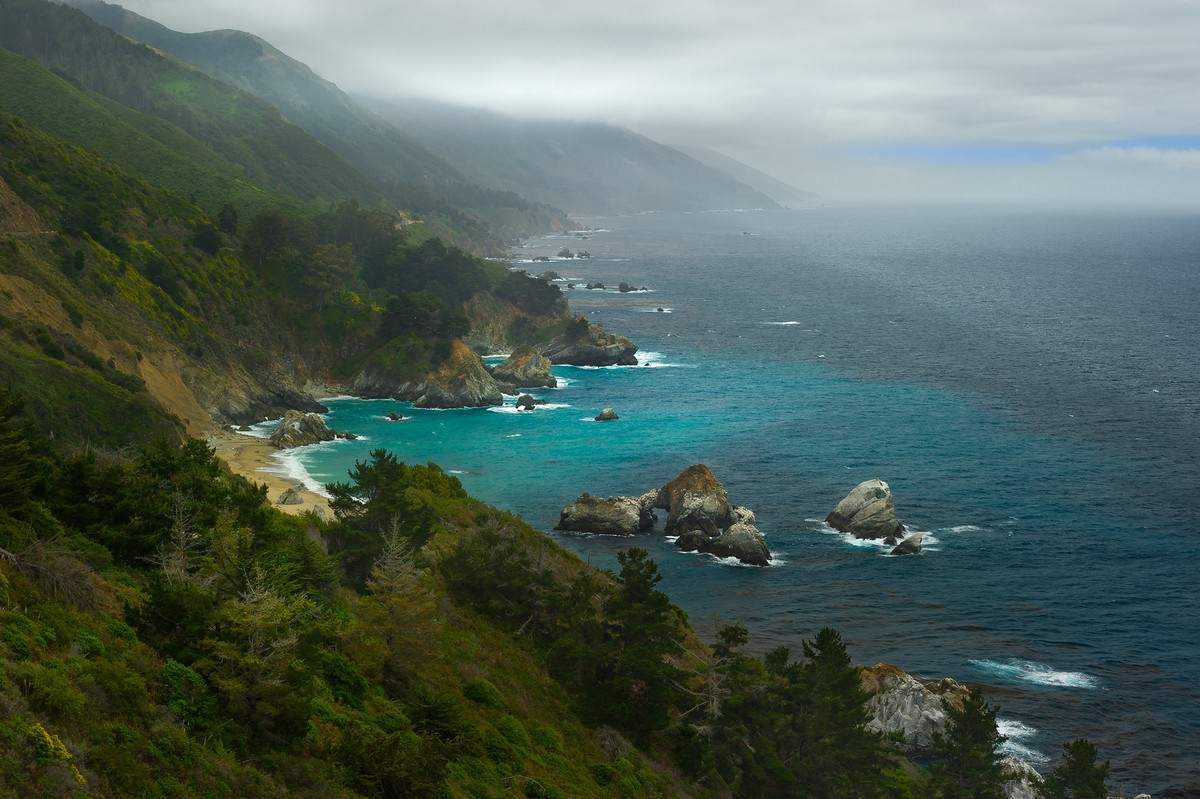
[826,478,906,543]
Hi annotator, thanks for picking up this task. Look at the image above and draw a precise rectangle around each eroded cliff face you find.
[541,322,638,367]
[385,339,503,409]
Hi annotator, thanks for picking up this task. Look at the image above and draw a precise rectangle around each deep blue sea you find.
[259,206,1200,796]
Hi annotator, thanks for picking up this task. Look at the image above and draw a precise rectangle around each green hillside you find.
[64,0,574,248]
[0,49,305,217]
[0,0,383,211]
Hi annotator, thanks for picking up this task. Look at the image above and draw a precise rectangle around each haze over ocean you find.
[271,207,1200,796]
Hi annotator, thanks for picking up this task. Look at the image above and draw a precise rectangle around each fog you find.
[112,0,1200,207]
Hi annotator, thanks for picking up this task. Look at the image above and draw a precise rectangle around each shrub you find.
[462,678,506,709]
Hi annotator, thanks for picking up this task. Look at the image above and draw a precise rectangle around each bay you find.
[274,206,1200,796]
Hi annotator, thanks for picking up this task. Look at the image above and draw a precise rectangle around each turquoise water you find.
[260,207,1200,796]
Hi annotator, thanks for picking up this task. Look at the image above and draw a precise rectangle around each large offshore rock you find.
[268,410,338,449]
[392,340,503,409]
[490,345,557,389]
[555,493,656,535]
[541,322,638,366]
[657,464,733,535]
[826,478,906,541]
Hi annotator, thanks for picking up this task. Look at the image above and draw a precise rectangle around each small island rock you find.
[890,533,924,556]
[517,394,548,410]
[595,407,619,421]
[269,410,338,448]
[556,493,656,536]
[826,478,906,541]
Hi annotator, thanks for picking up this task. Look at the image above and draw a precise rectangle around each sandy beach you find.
[208,429,333,518]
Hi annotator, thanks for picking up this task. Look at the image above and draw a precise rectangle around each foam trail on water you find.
[969,658,1099,689]
[997,718,1049,764]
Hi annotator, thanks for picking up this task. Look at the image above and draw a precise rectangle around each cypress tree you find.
[929,687,1008,799]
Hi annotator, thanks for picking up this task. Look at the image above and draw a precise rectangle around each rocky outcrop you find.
[516,394,547,410]
[677,510,771,566]
[389,340,503,409]
[556,493,656,536]
[595,407,619,421]
[862,664,1043,799]
[269,410,339,448]
[541,323,638,366]
[490,345,557,389]
[556,465,770,566]
[656,464,733,535]
[277,485,305,505]
[656,466,770,565]
[860,663,971,755]
[891,533,924,556]
[1001,756,1042,799]
[826,478,906,542]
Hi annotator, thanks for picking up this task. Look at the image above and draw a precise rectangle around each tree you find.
[929,687,1008,799]
[217,202,238,235]
[1039,739,1110,799]
[303,243,358,310]
[586,548,684,736]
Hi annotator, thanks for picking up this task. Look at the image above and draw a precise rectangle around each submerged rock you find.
[541,322,638,367]
[491,345,557,389]
[556,493,656,536]
[826,478,906,540]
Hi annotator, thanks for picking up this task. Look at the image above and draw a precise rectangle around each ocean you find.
[256,206,1200,796]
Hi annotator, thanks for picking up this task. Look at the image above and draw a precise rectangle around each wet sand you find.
[208,430,332,518]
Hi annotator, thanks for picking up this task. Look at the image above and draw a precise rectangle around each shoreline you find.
[208,428,333,518]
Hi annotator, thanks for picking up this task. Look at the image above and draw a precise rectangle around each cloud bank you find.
[114,0,1200,206]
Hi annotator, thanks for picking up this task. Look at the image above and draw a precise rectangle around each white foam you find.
[944,524,983,533]
[968,658,1099,689]
[767,321,803,326]
[637,306,674,313]
[487,402,572,414]
[997,718,1049,764]
[506,434,522,438]
[258,441,350,499]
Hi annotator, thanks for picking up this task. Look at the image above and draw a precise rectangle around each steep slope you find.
[64,0,574,247]
[0,48,305,217]
[361,96,781,216]
[0,0,384,211]
[676,144,822,208]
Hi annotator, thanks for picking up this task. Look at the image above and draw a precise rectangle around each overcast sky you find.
[113,0,1200,206]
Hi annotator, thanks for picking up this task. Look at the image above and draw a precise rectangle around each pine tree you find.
[1039,739,1110,799]
[929,687,1008,799]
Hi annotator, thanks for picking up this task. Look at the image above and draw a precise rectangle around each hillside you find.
[0,0,385,212]
[675,145,822,208]
[63,0,574,247]
[358,97,782,217]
